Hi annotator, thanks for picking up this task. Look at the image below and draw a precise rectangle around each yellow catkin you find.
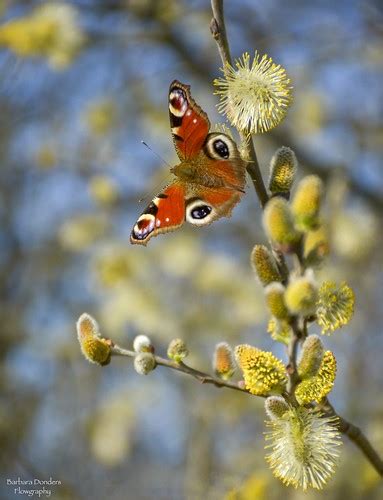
[214,51,292,134]
[0,3,84,69]
[235,345,287,396]
[316,281,355,334]
[250,245,282,286]
[268,146,297,194]
[76,313,111,366]
[213,342,235,380]
[292,175,323,231]
[304,225,330,265]
[265,396,289,420]
[285,272,318,316]
[265,406,341,490]
[295,351,337,404]
[297,335,324,379]
[265,283,289,320]
[263,197,301,250]
[267,318,291,345]
[167,338,188,363]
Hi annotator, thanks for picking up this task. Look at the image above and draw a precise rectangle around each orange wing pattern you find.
[130,183,185,246]
[168,80,210,160]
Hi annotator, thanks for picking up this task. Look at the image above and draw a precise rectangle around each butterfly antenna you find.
[141,141,171,168]
[138,141,173,204]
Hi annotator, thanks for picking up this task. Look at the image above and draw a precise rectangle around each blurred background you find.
[0,1,382,499]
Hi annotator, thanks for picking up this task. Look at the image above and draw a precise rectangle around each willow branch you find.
[209,0,383,477]
[210,0,269,208]
[211,0,295,392]
[114,341,383,475]
[111,344,250,395]
[113,341,383,477]
[286,319,302,395]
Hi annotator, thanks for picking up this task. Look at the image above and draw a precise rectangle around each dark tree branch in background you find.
[210,0,383,478]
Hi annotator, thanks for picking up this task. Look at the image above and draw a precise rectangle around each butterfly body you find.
[131,81,246,245]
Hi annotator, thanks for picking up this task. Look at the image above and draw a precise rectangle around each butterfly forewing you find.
[130,183,185,246]
[169,80,210,160]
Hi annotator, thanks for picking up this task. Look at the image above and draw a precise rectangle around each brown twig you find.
[111,344,250,395]
[321,399,383,476]
[285,319,301,395]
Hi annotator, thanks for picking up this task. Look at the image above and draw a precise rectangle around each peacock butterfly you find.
[130,80,247,245]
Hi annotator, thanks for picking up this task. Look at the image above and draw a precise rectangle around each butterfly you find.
[130,80,247,245]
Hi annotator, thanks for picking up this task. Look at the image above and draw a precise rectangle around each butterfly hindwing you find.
[201,132,247,193]
[184,186,243,227]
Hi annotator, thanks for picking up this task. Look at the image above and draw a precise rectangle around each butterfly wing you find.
[131,182,243,246]
[169,80,210,160]
[130,182,185,246]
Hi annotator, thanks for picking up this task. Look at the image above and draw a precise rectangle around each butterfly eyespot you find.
[213,139,229,159]
[205,133,235,160]
[131,215,156,241]
[186,199,215,226]
[169,89,188,117]
[191,205,212,219]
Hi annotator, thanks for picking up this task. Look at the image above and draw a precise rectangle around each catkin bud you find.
[268,146,297,194]
[263,197,301,251]
[213,342,236,380]
[250,245,282,286]
[285,271,319,317]
[304,225,330,265]
[133,335,154,353]
[298,335,324,379]
[265,396,289,420]
[134,352,156,375]
[76,313,111,366]
[167,338,188,363]
[265,283,289,320]
[292,175,323,231]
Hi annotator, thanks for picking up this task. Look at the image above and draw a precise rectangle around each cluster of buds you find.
[133,335,156,375]
[251,147,355,338]
[263,175,324,253]
[246,145,356,490]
